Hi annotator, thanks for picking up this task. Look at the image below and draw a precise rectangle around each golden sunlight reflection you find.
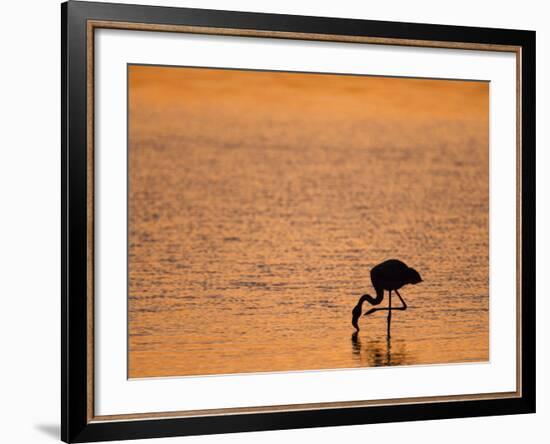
[128,66,489,378]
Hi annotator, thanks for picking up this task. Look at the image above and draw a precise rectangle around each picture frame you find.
[61,1,536,442]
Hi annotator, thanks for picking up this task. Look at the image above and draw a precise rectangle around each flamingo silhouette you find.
[351,259,422,337]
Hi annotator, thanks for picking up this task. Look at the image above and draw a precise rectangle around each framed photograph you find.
[62,1,535,442]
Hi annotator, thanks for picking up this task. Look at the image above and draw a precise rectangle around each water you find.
[128,66,489,378]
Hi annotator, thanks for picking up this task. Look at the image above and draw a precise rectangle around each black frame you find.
[62,1,536,442]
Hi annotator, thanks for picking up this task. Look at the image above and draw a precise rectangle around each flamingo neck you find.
[360,292,383,306]
[357,294,371,308]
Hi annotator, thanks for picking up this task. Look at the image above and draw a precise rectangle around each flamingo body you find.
[370,259,422,293]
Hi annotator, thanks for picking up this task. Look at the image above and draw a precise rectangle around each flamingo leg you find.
[363,289,407,316]
[387,290,392,338]
[394,290,408,310]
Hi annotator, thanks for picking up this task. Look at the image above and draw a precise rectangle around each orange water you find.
[128,66,489,378]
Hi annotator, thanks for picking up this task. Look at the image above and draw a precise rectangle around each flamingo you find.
[351,259,422,337]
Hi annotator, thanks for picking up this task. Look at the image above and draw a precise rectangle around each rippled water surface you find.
[128,66,489,378]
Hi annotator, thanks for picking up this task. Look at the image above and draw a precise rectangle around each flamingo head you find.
[351,298,365,331]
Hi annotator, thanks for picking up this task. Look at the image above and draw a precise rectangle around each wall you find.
[0,1,546,443]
